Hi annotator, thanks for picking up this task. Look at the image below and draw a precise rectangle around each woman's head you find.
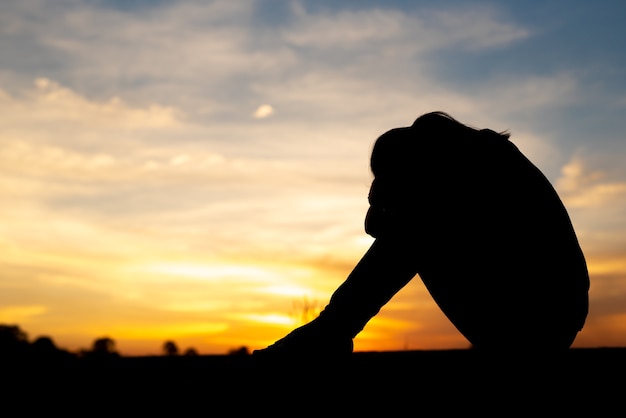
[365,112,510,238]
[370,111,509,178]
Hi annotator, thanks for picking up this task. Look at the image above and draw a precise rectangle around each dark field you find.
[6,348,625,414]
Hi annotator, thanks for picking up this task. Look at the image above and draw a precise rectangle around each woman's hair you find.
[370,111,510,178]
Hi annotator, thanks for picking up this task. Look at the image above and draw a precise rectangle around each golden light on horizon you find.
[586,257,626,276]
[0,305,48,324]
[242,314,296,326]
[142,262,283,281]
[106,322,230,340]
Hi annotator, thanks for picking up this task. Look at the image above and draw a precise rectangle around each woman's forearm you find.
[322,238,419,338]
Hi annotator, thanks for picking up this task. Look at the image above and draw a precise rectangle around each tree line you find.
[0,323,250,362]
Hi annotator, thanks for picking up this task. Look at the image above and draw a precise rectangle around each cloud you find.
[0,76,371,318]
[0,1,531,124]
[0,79,182,157]
[0,305,47,323]
[0,78,195,211]
[252,104,274,118]
[281,6,528,52]
[29,78,181,128]
[556,157,626,209]
[553,156,626,324]
[482,74,578,115]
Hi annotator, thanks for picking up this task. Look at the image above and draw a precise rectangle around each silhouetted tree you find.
[31,336,57,355]
[93,337,115,353]
[31,335,76,364]
[0,324,29,357]
[162,340,179,356]
[89,336,119,359]
[183,347,199,356]
[228,346,250,356]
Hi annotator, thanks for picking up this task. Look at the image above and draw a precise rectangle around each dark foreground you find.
[7,348,625,415]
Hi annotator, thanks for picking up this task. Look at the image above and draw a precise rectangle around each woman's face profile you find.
[365,176,403,239]
[365,177,384,238]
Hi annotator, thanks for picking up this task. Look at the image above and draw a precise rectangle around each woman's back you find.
[375,113,590,350]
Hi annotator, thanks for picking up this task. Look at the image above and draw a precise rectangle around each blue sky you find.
[1,0,625,354]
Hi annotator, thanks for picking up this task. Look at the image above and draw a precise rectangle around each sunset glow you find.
[1,0,625,356]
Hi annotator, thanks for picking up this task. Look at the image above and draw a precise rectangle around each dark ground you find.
[6,348,625,415]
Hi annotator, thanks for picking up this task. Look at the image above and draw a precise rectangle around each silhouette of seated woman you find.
[254,111,589,357]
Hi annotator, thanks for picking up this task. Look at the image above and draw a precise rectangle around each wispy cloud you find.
[282,6,528,51]
[557,157,626,209]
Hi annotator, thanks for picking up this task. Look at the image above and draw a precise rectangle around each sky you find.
[1,0,625,355]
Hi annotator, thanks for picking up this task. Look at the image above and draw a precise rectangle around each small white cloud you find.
[170,154,191,166]
[253,104,274,119]
[35,77,52,89]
